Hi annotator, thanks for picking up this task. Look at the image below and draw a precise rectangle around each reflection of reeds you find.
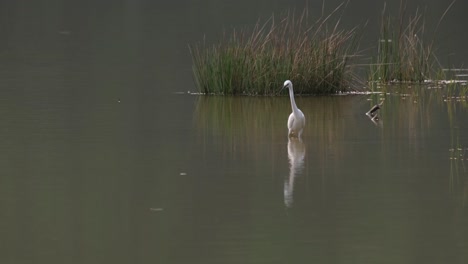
[444,82,468,105]
[367,83,468,212]
[194,96,283,155]
[372,84,435,142]
[445,81,468,199]
[193,92,468,212]
[449,140,468,208]
[445,89,468,211]
[190,4,360,95]
[193,96,353,160]
[371,83,468,208]
[449,145,466,182]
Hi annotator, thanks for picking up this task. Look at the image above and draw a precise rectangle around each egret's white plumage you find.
[282,80,305,138]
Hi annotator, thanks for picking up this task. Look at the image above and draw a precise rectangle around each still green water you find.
[3,88,468,263]
[1,1,468,264]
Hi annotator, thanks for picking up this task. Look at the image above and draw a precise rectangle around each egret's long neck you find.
[288,86,299,114]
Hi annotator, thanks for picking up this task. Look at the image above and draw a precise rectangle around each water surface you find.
[1,1,468,264]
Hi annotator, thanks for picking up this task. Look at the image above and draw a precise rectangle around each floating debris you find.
[365,101,384,126]
[442,68,468,72]
[150,208,164,212]
[438,80,468,85]
[366,101,384,118]
[449,146,467,161]
[179,172,187,176]
[342,91,383,95]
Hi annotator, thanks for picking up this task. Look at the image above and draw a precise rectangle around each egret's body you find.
[283,80,305,138]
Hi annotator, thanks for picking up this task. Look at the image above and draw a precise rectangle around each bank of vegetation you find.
[190,2,456,95]
[368,2,455,84]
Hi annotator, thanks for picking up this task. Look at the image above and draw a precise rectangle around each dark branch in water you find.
[366,101,384,117]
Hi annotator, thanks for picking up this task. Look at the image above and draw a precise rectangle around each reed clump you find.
[369,2,455,83]
[190,5,360,95]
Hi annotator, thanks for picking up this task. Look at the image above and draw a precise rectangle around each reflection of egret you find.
[282,80,305,138]
[284,137,306,208]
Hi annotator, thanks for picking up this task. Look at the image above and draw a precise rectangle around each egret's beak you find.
[279,85,286,95]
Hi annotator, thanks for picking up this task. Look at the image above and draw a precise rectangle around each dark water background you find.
[0,1,468,263]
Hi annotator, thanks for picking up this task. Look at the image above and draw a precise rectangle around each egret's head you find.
[283,80,292,90]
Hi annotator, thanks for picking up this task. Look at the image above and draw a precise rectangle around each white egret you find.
[282,80,305,138]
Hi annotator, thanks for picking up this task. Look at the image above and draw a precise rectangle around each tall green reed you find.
[190,4,360,95]
[369,1,455,83]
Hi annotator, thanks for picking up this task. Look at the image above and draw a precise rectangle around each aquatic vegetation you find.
[368,1,456,84]
[190,1,459,95]
[190,4,360,95]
